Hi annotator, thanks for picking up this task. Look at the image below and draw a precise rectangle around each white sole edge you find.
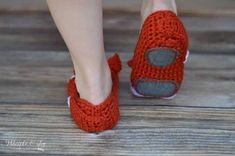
[67,96,71,108]
[184,50,190,64]
[67,74,75,108]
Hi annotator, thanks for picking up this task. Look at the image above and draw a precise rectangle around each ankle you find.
[141,0,177,23]
[74,59,112,105]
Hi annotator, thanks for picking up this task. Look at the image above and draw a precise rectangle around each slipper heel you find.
[67,54,122,133]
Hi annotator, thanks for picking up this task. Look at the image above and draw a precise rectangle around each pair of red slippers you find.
[67,11,189,133]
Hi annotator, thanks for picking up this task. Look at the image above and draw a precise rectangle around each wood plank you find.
[1,28,234,54]
[0,12,235,53]
[0,51,234,107]
[0,0,235,16]
[0,104,235,155]
[2,12,235,32]
[1,104,235,130]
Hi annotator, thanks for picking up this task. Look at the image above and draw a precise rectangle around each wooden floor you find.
[0,10,235,156]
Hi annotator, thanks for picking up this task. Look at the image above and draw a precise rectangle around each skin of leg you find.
[141,0,177,24]
[47,0,112,105]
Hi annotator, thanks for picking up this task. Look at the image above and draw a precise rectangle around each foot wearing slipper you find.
[67,54,122,133]
[128,0,189,99]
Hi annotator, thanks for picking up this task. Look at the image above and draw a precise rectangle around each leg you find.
[141,0,177,24]
[47,0,112,105]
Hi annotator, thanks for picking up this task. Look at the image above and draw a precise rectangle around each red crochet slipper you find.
[128,11,189,99]
[67,54,122,133]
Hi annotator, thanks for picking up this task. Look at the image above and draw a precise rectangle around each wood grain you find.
[0,104,235,156]
[0,51,234,108]
[0,12,234,53]
[0,0,235,16]
[0,10,235,156]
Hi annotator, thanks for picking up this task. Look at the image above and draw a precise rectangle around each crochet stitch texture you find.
[67,54,122,133]
[128,11,189,96]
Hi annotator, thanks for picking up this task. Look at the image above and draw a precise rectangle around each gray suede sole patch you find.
[136,79,178,97]
[146,48,178,67]
[134,48,179,97]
